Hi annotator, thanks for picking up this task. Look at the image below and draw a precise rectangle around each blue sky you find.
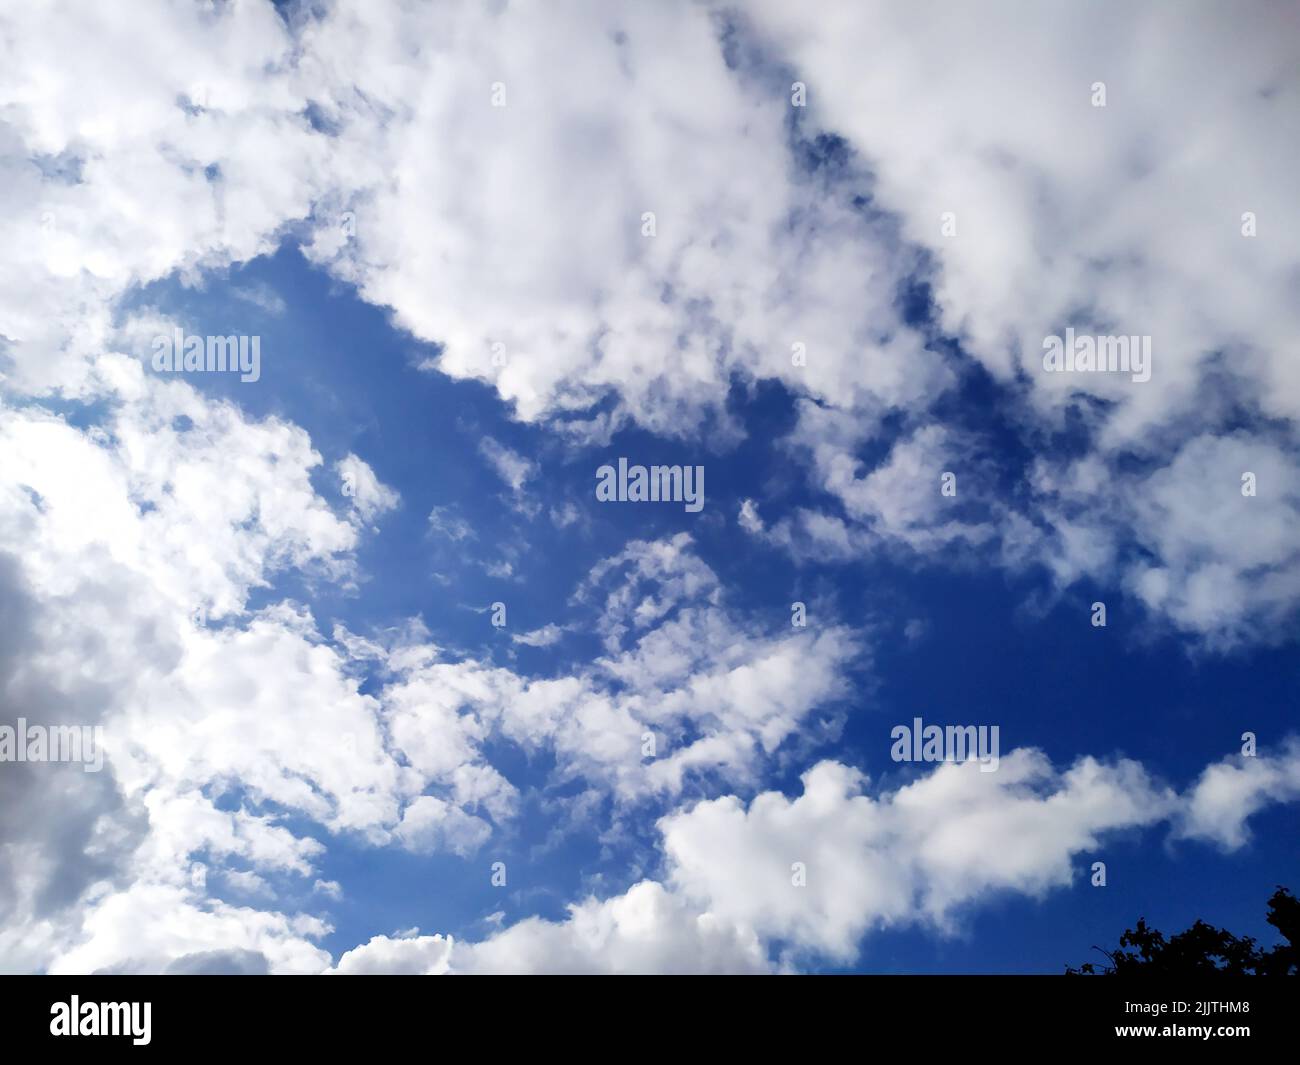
[112,239,1298,974]
[1,0,1298,975]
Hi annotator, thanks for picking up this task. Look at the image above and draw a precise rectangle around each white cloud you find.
[1,0,330,398]
[512,623,565,648]
[427,505,475,542]
[395,797,493,858]
[742,0,1300,434]
[1023,431,1300,647]
[477,437,535,495]
[336,453,400,526]
[231,281,287,317]
[326,740,1300,973]
[378,533,861,805]
[330,881,770,975]
[660,752,1173,961]
[331,932,454,975]
[297,0,942,439]
[46,883,331,976]
[737,498,764,535]
[1177,740,1300,849]
[449,881,770,975]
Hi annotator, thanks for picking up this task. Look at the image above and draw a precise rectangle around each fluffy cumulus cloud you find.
[0,459,861,972]
[0,0,331,397]
[373,532,861,809]
[0,376,392,972]
[1177,739,1300,850]
[336,453,401,526]
[328,881,770,976]
[659,754,1173,961]
[447,881,770,975]
[731,0,1300,644]
[1,0,1298,976]
[1025,432,1300,648]
[331,742,1300,974]
[744,407,1001,561]
[743,0,1300,428]
[295,0,946,440]
[652,742,1300,969]
[332,931,454,976]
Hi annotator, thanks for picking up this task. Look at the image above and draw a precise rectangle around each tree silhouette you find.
[1067,887,1298,975]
